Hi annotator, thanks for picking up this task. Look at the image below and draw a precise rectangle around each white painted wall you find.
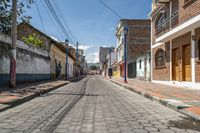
[0,33,51,84]
[16,50,50,74]
[137,57,145,79]
[136,52,151,81]
[68,56,74,78]
[117,46,124,63]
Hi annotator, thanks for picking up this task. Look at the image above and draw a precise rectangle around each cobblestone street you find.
[0,76,199,133]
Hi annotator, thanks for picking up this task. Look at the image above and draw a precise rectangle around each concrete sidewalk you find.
[0,77,82,112]
[104,76,200,121]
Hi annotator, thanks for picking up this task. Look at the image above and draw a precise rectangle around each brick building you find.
[115,19,151,78]
[99,47,114,74]
[150,0,200,88]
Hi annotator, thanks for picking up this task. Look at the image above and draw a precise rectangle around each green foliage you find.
[0,0,34,34]
[90,65,97,70]
[22,34,43,48]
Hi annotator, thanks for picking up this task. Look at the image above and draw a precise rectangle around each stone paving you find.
[0,76,199,133]
[105,77,200,120]
[0,80,69,104]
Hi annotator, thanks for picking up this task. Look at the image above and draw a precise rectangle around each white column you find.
[191,30,196,83]
[150,19,153,82]
[170,40,172,81]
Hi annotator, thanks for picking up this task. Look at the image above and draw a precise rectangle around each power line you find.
[35,1,46,33]
[51,0,76,42]
[98,0,122,19]
[44,0,74,44]
[39,0,66,39]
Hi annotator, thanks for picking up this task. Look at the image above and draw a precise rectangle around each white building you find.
[67,56,74,78]
[136,51,151,81]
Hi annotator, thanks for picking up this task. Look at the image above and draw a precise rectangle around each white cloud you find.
[78,45,90,50]
[86,52,99,63]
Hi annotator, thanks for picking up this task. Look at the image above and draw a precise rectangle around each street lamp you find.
[123,24,128,83]
[65,39,69,80]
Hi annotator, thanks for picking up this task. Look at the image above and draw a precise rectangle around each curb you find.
[0,77,83,113]
[106,78,200,122]
[179,109,200,121]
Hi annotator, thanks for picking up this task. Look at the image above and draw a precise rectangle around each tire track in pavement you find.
[28,77,90,133]
[52,76,101,133]
[0,84,80,122]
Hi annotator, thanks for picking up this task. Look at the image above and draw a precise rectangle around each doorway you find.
[182,44,191,81]
[172,48,179,81]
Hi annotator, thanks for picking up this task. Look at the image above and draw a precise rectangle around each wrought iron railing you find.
[155,10,179,37]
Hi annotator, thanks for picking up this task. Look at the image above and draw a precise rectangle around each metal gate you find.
[128,62,136,78]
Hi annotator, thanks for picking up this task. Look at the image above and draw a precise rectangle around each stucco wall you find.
[50,44,66,79]
[0,33,50,85]
[136,52,151,81]
[50,44,74,79]
[68,56,74,78]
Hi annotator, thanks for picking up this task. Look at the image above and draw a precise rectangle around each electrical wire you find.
[44,0,74,44]
[98,0,122,19]
[39,0,66,39]
[51,0,76,42]
[35,1,46,33]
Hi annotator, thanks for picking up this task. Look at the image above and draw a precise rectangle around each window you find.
[139,60,142,69]
[156,13,166,29]
[155,49,166,67]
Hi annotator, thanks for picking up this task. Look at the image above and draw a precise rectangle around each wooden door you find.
[182,44,191,81]
[172,48,179,81]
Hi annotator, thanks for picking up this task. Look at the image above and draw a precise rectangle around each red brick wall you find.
[127,20,151,61]
[195,27,200,82]
[128,44,150,61]
[152,43,170,81]
[152,33,191,81]
[151,0,200,45]
[179,0,200,24]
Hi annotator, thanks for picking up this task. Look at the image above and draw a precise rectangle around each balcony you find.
[154,0,170,3]
[155,10,179,37]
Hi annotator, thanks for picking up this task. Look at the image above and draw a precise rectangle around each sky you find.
[24,0,152,63]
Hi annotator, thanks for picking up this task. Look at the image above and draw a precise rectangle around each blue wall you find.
[0,74,51,86]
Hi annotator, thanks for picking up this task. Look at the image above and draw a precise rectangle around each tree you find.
[0,0,34,34]
[90,65,97,70]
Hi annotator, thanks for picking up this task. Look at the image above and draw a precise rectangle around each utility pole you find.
[9,0,17,88]
[76,42,79,77]
[65,39,69,80]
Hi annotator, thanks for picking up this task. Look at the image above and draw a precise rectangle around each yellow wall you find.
[50,44,66,79]
[113,70,120,78]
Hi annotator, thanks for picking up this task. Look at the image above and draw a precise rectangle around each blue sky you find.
[24,0,152,63]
